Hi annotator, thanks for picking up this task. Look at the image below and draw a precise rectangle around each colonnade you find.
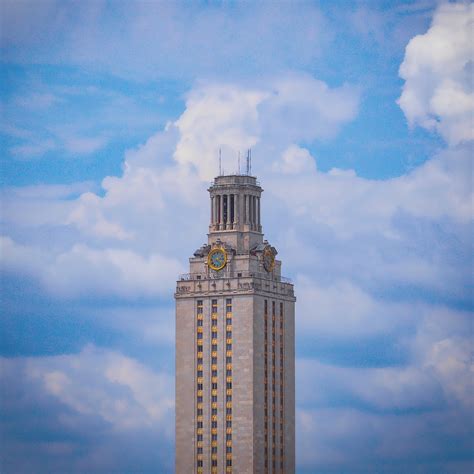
[211,193,261,231]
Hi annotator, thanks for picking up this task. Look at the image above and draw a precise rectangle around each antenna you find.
[238,151,241,175]
[246,149,250,175]
[249,148,252,175]
[219,148,222,176]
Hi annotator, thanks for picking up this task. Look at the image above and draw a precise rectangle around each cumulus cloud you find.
[173,74,359,180]
[272,145,317,175]
[1,236,184,299]
[398,2,474,145]
[0,346,174,473]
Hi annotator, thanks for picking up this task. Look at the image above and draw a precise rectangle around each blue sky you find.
[1,1,473,473]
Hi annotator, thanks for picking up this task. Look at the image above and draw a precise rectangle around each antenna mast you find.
[219,148,222,176]
[238,151,241,175]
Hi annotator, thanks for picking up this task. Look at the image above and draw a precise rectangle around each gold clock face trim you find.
[208,247,227,271]
[263,247,275,272]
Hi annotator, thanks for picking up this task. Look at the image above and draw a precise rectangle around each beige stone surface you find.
[175,175,295,473]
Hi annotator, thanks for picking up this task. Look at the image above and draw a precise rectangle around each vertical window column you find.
[272,301,276,472]
[196,300,204,473]
[226,298,233,472]
[210,299,218,473]
[264,299,269,473]
[279,302,284,471]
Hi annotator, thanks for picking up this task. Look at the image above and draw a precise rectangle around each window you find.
[212,383,217,390]
[226,298,232,312]
[197,319,203,327]
[212,299,217,313]
[226,356,232,364]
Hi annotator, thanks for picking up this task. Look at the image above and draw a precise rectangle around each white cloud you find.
[16,345,174,432]
[1,236,184,299]
[45,243,184,298]
[174,75,360,180]
[63,135,109,155]
[398,2,474,145]
[272,144,317,175]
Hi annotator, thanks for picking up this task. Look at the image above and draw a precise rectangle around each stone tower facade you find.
[175,174,295,473]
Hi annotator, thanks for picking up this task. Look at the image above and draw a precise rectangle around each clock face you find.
[208,247,227,271]
[263,247,275,272]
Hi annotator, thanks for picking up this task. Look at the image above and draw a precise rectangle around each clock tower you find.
[175,173,295,473]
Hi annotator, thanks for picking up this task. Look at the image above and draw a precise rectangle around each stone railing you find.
[178,271,292,284]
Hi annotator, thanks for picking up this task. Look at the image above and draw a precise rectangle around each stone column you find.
[210,196,214,226]
[219,195,224,229]
[235,193,238,228]
[257,196,261,230]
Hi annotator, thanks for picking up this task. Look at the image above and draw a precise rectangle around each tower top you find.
[211,174,260,188]
[208,173,263,252]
